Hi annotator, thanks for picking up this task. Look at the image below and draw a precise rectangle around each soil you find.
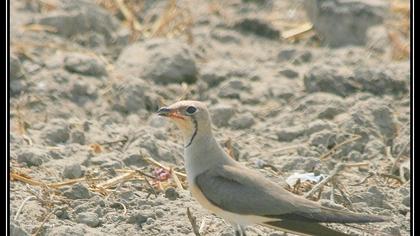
[10,0,410,235]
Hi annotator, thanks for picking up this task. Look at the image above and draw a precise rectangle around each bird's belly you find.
[189,184,271,225]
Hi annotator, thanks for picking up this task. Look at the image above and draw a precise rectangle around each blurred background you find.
[10,0,410,235]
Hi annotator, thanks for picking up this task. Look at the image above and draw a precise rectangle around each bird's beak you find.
[157,107,172,117]
[157,107,186,120]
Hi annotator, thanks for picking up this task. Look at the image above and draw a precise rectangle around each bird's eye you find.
[185,106,197,115]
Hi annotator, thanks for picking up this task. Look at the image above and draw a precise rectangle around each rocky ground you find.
[10,0,410,235]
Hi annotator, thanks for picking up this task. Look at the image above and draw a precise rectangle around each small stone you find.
[279,68,299,79]
[371,105,397,144]
[200,61,231,87]
[36,0,119,42]
[278,48,296,62]
[146,217,155,225]
[281,156,320,172]
[402,196,410,207]
[304,0,387,47]
[353,66,407,96]
[269,84,295,100]
[381,226,401,236]
[117,39,197,84]
[111,79,154,114]
[10,55,27,97]
[210,29,241,43]
[318,106,345,119]
[155,209,165,218]
[164,187,179,200]
[10,55,26,80]
[304,65,356,97]
[63,163,83,179]
[276,120,333,142]
[347,151,363,162]
[70,130,86,145]
[276,125,304,142]
[55,208,70,219]
[127,210,155,225]
[64,53,107,77]
[234,17,280,40]
[77,212,100,227]
[41,120,70,145]
[218,79,248,99]
[100,160,122,169]
[297,51,312,63]
[230,112,255,129]
[63,183,91,199]
[352,186,387,208]
[210,104,235,127]
[309,130,337,149]
[122,153,148,167]
[399,185,410,196]
[69,80,98,105]
[17,150,46,167]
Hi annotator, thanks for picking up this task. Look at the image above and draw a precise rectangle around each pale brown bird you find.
[157,100,388,236]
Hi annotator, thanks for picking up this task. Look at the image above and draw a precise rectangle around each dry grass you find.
[97,0,194,43]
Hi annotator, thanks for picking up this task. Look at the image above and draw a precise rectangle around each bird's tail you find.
[262,220,350,236]
[315,207,389,224]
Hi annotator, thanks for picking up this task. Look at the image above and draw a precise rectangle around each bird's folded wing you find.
[195,164,320,217]
[195,164,388,224]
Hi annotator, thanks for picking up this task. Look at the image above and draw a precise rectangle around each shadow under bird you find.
[157,100,389,236]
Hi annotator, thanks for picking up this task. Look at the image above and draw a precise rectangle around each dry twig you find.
[14,196,36,221]
[187,207,201,236]
[319,135,362,160]
[32,208,57,236]
[304,162,369,199]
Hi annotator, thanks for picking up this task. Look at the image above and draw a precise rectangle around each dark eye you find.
[185,106,197,115]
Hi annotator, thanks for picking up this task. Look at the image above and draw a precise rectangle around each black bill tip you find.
[157,107,171,116]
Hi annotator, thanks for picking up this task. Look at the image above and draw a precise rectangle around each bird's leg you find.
[240,225,247,236]
[233,224,243,236]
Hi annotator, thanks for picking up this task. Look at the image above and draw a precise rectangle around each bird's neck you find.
[184,132,233,183]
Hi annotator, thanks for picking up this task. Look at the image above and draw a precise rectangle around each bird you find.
[157,100,388,236]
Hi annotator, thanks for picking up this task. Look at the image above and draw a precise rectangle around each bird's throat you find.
[185,118,198,148]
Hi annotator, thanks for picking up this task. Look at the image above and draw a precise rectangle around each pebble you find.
[279,68,299,79]
[117,38,197,84]
[64,53,107,77]
[17,149,46,167]
[303,0,387,47]
[63,163,83,179]
[63,183,91,199]
[41,120,70,144]
[230,112,255,129]
[304,65,356,96]
[36,0,119,42]
[70,130,86,145]
[234,17,280,39]
[77,212,100,227]
[164,187,179,201]
[127,210,156,225]
[210,104,235,127]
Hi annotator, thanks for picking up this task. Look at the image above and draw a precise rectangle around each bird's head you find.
[157,100,212,147]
